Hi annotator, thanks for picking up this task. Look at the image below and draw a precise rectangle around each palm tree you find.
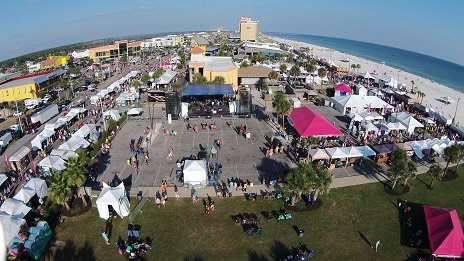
[49,172,73,210]
[273,92,292,127]
[279,64,287,74]
[289,65,301,81]
[240,60,249,68]
[417,91,426,103]
[305,63,316,85]
[171,82,183,93]
[442,145,461,178]
[454,144,464,174]
[402,161,417,187]
[310,167,332,201]
[350,64,356,74]
[268,71,279,82]
[427,164,442,189]
[318,68,327,79]
[192,73,208,84]
[210,76,225,84]
[140,73,151,86]
[356,64,361,73]
[64,157,88,206]
[388,149,414,189]
[282,162,313,206]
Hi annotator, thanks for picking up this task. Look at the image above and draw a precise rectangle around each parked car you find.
[13,111,23,117]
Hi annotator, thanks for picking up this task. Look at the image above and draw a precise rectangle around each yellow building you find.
[89,40,141,62]
[188,48,238,90]
[240,16,259,42]
[0,70,65,103]
[191,36,208,54]
[41,55,70,70]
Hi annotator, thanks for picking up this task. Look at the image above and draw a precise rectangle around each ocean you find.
[267,32,464,92]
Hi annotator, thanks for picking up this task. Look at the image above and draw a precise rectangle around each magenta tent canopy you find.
[289,106,344,137]
[424,205,464,258]
[334,84,352,93]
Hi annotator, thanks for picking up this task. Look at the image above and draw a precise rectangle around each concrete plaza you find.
[97,116,294,189]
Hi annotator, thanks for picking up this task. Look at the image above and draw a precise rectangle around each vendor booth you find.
[49,149,78,160]
[423,206,464,259]
[127,108,144,116]
[13,187,36,204]
[103,110,121,121]
[388,112,424,134]
[24,178,49,199]
[183,159,208,188]
[58,136,90,151]
[74,124,98,141]
[325,147,348,168]
[38,156,66,173]
[0,198,31,219]
[96,182,130,220]
[0,214,26,247]
[371,144,399,163]
[9,146,32,172]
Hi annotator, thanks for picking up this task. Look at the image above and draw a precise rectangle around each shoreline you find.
[263,34,464,126]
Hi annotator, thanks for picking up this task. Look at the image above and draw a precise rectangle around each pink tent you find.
[289,106,344,137]
[423,205,464,258]
[334,84,352,93]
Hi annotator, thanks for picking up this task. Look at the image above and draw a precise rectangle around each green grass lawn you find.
[51,172,464,261]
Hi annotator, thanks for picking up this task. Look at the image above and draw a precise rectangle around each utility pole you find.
[15,100,23,132]
[453,98,461,125]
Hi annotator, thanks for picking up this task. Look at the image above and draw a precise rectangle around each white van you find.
[24,98,43,110]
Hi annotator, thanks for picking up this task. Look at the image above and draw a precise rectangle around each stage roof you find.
[182,84,234,96]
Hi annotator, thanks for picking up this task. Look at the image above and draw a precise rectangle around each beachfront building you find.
[26,62,41,73]
[190,36,209,55]
[239,16,259,42]
[242,42,286,56]
[238,66,272,86]
[40,55,70,70]
[188,47,238,90]
[141,35,184,49]
[89,40,141,62]
[71,49,90,59]
[0,70,65,103]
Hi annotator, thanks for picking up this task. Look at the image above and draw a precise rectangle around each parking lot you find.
[97,116,294,188]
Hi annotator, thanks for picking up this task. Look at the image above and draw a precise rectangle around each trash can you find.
[137,191,143,201]
[298,229,304,238]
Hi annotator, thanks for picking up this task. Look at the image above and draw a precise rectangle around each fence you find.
[129,189,149,223]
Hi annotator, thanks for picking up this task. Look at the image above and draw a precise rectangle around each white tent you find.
[44,120,65,130]
[58,136,90,151]
[361,122,379,132]
[340,147,364,158]
[24,178,49,199]
[50,149,78,160]
[13,187,36,203]
[31,134,47,151]
[154,70,177,85]
[356,145,376,157]
[0,174,7,186]
[356,84,367,96]
[74,124,97,139]
[183,160,208,187]
[406,140,431,159]
[325,147,348,159]
[127,108,144,116]
[9,146,31,162]
[309,148,330,160]
[0,214,26,246]
[363,71,374,79]
[331,95,393,115]
[38,156,66,171]
[380,122,407,132]
[96,183,130,220]
[388,112,424,134]
[0,198,31,219]
[103,110,121,121]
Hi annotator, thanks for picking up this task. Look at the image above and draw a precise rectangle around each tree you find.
[192,73,208,84]
[289,65,301,80]
[454,144,464,175]
[427,164,443,189]
[63,156,88,206]
[310,166,332,201]
[153,68,164,78]
[261,82,269,93]
[49,172,73,210]
[140,73,151,85]
[58,78,69,100]
[210,76,225,84]
[240,60,249,68]
[388,149,415,189]
[356,64,361,73]
[279,64,287,73]
[350,64,356,73]
[171,82,183,92]
[282,162,313,206]
[67,67,81,76]
[442,145,461,178]
[268,71,279,82]
[417,91,426,103]
[318,68,327,79]
[273,92,292,127]
[132,80,141,89]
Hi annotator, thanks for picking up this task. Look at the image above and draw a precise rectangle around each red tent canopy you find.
[289,106,344,137]
[424,205,464,258]
[334,84,352,93]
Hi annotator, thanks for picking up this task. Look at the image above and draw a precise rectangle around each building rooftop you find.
[0,70,65,90]
[192,36,209,46]
[190,47,204,54]
[189,56,237,72]
[238,66,273,78]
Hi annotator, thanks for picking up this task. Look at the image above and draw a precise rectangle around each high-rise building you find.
[239,16,259,42]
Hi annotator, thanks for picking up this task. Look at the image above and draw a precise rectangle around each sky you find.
[1,0,464,65]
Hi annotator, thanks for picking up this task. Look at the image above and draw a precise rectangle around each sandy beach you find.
[265,35,464,126]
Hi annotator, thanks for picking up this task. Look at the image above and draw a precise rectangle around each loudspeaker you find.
[165,92,180,119]
[239,89,252,114]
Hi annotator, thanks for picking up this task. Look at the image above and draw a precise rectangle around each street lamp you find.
[453,97,461,125]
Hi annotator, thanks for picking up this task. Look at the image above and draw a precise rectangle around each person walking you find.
[374,239,381,252]
[99,227,110,245]
[204,204,210,215]
[161,197,166,208]
[167,146,173,160]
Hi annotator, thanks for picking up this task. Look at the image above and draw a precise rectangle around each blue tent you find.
[183,84,234,96]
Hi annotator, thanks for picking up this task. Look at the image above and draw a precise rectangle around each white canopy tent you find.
[13,187,36,203]
[154,70,177,85]
[183,160,208,188]
[127,108,144,116]
[0,198,31,219]
[44,120,66,130]
[9,147,31,162]
[357,145,377,157]
[58,136,90,151]
[74,124,97,139]
[388,112,424,134]
[309,148,330,160]
[406,140,431,159]
[363,71,375,80]
[361,122,379,132]
[0,214,26,246]
[96,183,130,220]
[331,95,393,115]
[49,149,78,160]
[340,147,364,158]
[0,174,7,186]
[325,147,348,159]
[380,122,407,132]
[38,156,66,172]
[103,110,121,121]
[24,178,49,199]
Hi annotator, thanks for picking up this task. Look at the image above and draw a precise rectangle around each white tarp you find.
[325,147,347,159]
[9,147,31,162]
[155,70,177,85]
[58,136,90,151]
[38,156,66,171]
[388,112,424,134]
[103,110,121,121]
[50,149,78,160]
[0,174,7,186]
[340,147,364,158]
[380,122,407,132]
[96,182,130,220]
[13,187,36,203]
[0,214,26,246]
[127,108,144,116]
[361,122,379,132]
[74,124,97,139]
[183,160,208,187]
[31,134,47,151]
[356,145,377,157]
[24,178,49,199]
[0,198,31,219]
